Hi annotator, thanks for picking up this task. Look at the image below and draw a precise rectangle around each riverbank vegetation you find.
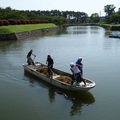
[0,23,57,34]
[69,23,120,26]
[0,7,68,26]
[0,5,120,25]
[0,7,87,25]
[103,4,120,24]
[0,4,120,34]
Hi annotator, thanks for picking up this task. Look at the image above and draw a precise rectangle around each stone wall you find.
[0,27,61,41]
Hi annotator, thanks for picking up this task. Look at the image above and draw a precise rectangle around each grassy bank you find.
[67,23,120,30]
[0,23,57,34]
[67,23,120,26]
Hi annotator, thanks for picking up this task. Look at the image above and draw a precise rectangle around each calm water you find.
[0,26,120,120]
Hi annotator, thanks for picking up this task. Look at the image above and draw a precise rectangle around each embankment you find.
[1,24,119,41]
[87,24,120,31]
[0,26,64,41]
[99,24,120,30]
[69,24,120,31]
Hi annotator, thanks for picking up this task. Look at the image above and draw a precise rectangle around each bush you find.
[16,20,21,25]
[0,20,3,26]
[8,19,17,25]
[1,20,9,26]
[0,19,49,26]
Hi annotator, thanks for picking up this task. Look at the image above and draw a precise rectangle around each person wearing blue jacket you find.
[76,57,83,76]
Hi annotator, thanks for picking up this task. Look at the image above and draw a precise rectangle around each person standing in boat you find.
[70,62,86,86]
[46,55,54,78]
[76,57,83,76]
[27,49,36,65]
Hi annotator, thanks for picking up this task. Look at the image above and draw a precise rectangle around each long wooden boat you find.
[23,62,96,91]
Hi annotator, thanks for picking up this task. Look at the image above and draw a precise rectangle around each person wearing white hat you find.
[76,57,83,76]
[70,62,86,85]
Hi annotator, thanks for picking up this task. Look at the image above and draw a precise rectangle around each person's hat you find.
[70,62,75,66]
[78,57,82,60]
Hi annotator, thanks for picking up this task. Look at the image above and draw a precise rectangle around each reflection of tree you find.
[104,31,120,50]
[0,40,16,53]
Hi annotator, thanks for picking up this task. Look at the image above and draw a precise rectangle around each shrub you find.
[2,20,9,26]
[0,20,3,26]
[16,20,21,25]
[20,20,26,24]
[8,19,17,25]
[0,19,49,26]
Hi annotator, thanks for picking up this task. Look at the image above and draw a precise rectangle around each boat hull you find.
[23,62,96,91]
[109,33,120,38]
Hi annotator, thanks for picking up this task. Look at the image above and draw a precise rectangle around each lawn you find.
[0,23,57,34]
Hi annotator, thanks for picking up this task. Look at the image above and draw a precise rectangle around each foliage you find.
[104,4,116,16]
[0,7,88,25]
[103,4,120,24]
[1,6,120,25]
[90,13,100,23]
[0,19,49,26]
[105,12,120,24]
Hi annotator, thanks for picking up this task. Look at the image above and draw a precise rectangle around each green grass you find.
[67,23,120,26]
[0,23,57,34]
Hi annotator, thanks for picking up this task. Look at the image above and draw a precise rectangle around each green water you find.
[0,26,120,120]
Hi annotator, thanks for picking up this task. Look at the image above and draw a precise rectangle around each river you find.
[0,26,120,120]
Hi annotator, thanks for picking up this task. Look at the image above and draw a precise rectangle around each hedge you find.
[0,19,49,26]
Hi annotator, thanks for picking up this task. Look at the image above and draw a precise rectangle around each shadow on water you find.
[48,87,95,116]
[24,71,95,116]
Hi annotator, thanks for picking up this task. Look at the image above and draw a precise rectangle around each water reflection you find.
[0,40,15,52]
[48,88,95,116]
[72,31,87,34]
[48,87,55,103]
[67,26,87,35]
[66,26,102,35]
[90,26,99,30]
[24,71,95,116]
[104,31,120,50]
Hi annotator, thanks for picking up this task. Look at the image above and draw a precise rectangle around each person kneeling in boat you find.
[46,55,54,78]
[27,49,36,65]
[70,62,86,86]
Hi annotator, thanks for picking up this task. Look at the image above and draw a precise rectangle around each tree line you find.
[0,7,88,25]
[0,5,120,25]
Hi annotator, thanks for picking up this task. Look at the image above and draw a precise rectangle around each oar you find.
[33,55,36,61]
[32,55,36,65]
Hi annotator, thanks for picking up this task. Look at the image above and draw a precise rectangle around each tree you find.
[105,12,120,24]
[104,4,116,16]
[90,13,100,23]
[118,8,120,12]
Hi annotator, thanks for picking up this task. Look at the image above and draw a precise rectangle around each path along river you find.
[0,26,120,120]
